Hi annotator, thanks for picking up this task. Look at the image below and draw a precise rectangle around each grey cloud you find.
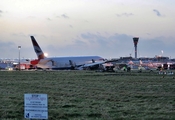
[44,42,88,57]
[69,33,175,58]
[84,20,89,23]
[81,32,98,39]
[74,40,86,45]
[72,33,134,57]
[133,36,175,57]
[69,25,73,28]
[47,18,51,21]
[140,38,164,53]
[116,13,134,17]
[56,14,70,19]
[0,41,17,58]
[61,14,69,19]
[81,33,132,46]
[146,33,151,36]
[153,9,162,16]
[15,33,175,59]
[11,32,27,37]
[0,10,3,16]
[0,41,15,47]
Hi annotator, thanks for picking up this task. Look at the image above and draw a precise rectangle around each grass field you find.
[0,70,175,120]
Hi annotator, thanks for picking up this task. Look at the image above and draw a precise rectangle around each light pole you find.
[18,46,21,71]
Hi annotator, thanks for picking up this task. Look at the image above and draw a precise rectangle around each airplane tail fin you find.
[30,36,45,60]
[139,60,143,65]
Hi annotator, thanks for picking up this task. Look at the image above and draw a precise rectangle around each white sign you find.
[24,94,48,119]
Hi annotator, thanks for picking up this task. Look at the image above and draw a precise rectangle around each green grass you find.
[0,70,175,119]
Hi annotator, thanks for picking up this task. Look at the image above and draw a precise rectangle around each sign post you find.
[24,94,48,119]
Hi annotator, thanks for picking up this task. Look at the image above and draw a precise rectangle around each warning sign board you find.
[24,94,48,119]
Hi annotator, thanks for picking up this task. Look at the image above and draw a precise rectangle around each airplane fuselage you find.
[36,56,104,69]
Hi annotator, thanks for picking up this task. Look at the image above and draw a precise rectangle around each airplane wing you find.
[78,59,118,70]
[82,59,119,67]
[82,61,106,67]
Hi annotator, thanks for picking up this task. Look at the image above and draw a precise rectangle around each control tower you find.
[133,37,139,59]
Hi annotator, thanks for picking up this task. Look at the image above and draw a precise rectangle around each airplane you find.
[127,59,174,72]
[126,60,158,71]
[113,60,156,72]
[30,36,112,70]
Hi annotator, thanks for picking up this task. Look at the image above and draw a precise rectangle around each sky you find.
[0,0,175,59]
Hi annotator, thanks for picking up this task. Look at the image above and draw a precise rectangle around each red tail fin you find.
[30,36,45,60]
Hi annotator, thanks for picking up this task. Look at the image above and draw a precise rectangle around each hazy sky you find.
[0,0,175,59]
